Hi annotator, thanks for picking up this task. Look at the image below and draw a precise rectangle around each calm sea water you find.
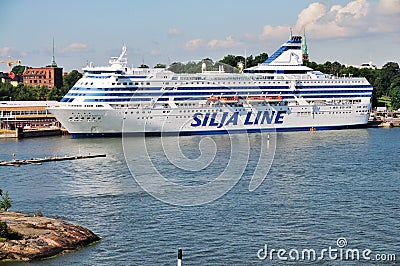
[0,128,399,265]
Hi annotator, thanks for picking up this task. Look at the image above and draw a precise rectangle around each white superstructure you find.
[48,36,373,137]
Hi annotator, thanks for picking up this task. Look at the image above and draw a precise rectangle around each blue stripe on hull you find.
[70,123,367,138]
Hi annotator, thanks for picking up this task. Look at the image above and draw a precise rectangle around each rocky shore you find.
[0,211,100,261]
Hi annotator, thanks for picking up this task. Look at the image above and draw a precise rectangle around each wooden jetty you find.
[0,153,106,167]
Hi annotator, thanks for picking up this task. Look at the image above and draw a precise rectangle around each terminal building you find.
[0,101,59,130]
[346,61,377,70]
[0,101,62,138]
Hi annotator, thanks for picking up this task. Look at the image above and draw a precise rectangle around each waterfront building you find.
[0,101,59,130]
[346,61,377,70]
[0,72,21,87]
[22,66,63,89]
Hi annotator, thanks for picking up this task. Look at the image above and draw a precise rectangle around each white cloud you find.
[184,35,241,51]
[259,25,290,40]
[253,0,378,40]
[179,0,399,58]
[60,43,90,54]
[0,47,12,57]
[295,2,326,31]
[337,0,369,20]
[150,49,160,56]
[293,0,370,38]
[168,28,182,36]
[369,0,400,33]
[185,39,203,49]
[207,36,240,49]
[377,0,400,15]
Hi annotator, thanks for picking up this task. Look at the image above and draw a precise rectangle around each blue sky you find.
[1,0,399,72]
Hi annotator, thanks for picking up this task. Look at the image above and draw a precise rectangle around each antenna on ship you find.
[167,53,171,66]
[290,28,293,39]
[244,48,247,69]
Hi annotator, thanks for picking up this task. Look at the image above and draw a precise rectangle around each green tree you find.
[47,86,64,101]
[389,76,400,110]
[0,190,12,211]
[33,85,48,101]
[331,61,343,76]
[0,220,22,240]
[11,65,29,75]
[11,84,35,101]
[0,82,13,101]
[52,70,83,101]
[378,62,400,96]
[154,63,166,68]
[304,60,319,70]
[168,62,185,73]
[219,55,247,69]
[219,55,239,68]
[0,221,8,238]
[63,70,82,89]
[252,52,268,66]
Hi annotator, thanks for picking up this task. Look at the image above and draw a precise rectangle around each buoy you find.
[177,248,182,266]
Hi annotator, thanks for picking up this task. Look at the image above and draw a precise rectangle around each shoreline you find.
[0,211,100,262]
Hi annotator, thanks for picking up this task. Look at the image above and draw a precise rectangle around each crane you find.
[0,56,22,72]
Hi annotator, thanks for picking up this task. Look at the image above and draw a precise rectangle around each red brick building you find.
[22,44,63,89]
[22,66,63,89]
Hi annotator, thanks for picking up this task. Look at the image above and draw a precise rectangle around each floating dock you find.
[0,154,106,167]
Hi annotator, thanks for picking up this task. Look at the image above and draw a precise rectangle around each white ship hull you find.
[49,102,370,137]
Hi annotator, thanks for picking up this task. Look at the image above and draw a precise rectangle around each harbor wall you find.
[0,128,61,138]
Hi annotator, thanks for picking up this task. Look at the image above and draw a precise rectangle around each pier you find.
[0,153,106,167]
[368,110,400,128]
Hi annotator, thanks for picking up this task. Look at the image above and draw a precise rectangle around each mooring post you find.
[177,248,182,266]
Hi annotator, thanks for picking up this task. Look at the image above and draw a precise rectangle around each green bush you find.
[0,221,22,240]
[0,221,8,238]
[0,191,12,211]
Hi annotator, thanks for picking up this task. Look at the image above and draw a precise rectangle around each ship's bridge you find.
[244,35,312,74]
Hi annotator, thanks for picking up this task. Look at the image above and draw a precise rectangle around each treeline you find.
[1,55,399,110]
[0,70,82,102]
[168,53,268,74]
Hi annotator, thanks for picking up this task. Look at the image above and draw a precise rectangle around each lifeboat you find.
[246,95,283,102]
[266,95,283,101]
[207,95,219,102]
[219,96,239,103]
[207,95,239,103]
[247,96,267,102]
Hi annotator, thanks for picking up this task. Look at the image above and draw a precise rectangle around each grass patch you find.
[377,96,393,109]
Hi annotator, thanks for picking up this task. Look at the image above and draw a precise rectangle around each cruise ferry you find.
[48,35,373,137]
